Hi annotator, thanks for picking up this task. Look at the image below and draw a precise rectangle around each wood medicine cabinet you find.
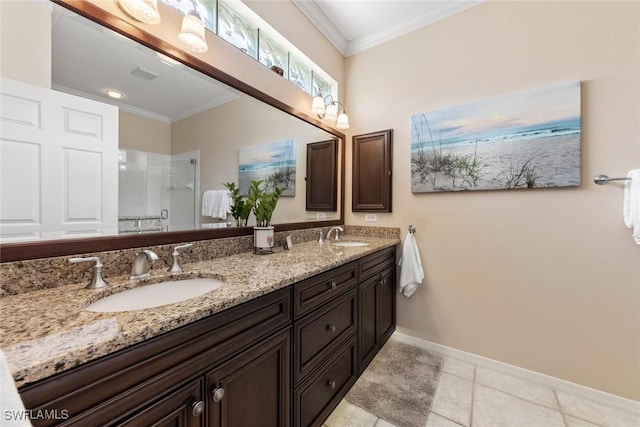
[352,130,393,212]
[306,139,338,212]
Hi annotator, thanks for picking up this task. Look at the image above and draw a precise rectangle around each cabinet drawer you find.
[293,261,357,318]
[294,289,357,384]
[294,335,358,427]
[358,247,395,282]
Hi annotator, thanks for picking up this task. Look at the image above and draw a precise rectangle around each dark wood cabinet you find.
[306,139,338,211]
[121,378,204,427]
[358,247,397,374]
[19,246,397,427]
[352,130,392,212]
[206,329,290,427]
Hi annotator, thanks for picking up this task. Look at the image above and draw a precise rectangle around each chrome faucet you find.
[130,250,159,280]
[325,226,344,241]
[69,256,109,289]
[317,228,325,244]
[168,243,193,274]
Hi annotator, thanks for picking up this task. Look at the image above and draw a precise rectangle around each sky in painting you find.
[414,81,580,143]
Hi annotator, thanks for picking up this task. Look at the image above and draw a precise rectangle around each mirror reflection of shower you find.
[118,149,199,233]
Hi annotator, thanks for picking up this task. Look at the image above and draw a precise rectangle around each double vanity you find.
[0,231,399,427]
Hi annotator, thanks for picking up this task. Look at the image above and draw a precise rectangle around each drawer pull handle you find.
[329,280,337,289]
[191,401,205,416]
[327,324,336,333]
[328,380,336,390]
[212,387,225,402]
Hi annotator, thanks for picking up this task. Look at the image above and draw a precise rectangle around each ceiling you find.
[51,4,238,123]
[292,0,484,56]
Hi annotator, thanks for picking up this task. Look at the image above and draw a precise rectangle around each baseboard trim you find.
[391,331,640,415]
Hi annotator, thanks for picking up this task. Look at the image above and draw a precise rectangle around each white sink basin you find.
[331,241,370,247]
[86,278,224,312]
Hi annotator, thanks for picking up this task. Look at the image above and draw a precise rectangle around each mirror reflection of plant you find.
[223,182,253,226]
[247,180,284,227]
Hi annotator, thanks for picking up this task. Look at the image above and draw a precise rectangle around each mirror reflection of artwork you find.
[411,80,581,193]
[238,139,297,196]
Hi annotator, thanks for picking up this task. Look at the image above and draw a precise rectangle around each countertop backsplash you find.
[0,226,399,296]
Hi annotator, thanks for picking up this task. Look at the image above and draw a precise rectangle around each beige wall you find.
[344,0,640,400]
[171,96,339,225]
[0,0,51,87]
[119,111,171,154]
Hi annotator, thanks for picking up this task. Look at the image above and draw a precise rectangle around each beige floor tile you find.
[441,357,475,380]
[472,384,565,427]
[556,391,640,427]
[426,412,465,427]
[475,366,558,409]
[324,400,378,427]
[430,372,473,426]
[375,418,396,427]
[565,415,603,427]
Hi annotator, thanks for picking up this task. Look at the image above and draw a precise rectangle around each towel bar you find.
[593,174,631,185]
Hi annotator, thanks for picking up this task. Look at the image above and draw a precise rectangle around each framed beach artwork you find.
[411,81,581,193]
[238,139,296,196]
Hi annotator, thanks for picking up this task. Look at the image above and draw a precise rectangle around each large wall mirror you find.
[0,0,344,261]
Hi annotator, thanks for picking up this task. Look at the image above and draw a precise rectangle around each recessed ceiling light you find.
[104,89,124,99]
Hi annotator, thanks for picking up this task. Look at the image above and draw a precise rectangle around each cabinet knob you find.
[212,387,225,402]
[191,400,205,416]
[326,324,336,333]
[329,280,337,289]
[327,380,336,390]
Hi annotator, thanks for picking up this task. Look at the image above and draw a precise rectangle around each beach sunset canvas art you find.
[238,139,296,196]
[411,81,581,192]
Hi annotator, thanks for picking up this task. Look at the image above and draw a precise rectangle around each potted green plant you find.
[247,180,284,254]
[223,182,252,226]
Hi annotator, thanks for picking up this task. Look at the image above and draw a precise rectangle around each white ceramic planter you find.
[253,226,275,254]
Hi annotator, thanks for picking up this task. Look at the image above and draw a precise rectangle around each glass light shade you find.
[336,112,350,130]
[324,103,338,121]
[178,13,208,54]
[311,95,326,115]
[116,0,160,24]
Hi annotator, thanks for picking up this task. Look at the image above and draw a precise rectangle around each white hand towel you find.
[398,232,424,298]
[0,349,32,426]
[211,190,231,220]
[201,190,216,217]
[623,169,640,245]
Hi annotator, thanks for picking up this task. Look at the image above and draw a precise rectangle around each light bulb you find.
[311,95,325,115]
[324,103,338,121]
[336,112,350,130]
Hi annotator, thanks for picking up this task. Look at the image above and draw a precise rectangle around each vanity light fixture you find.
[178,2,208,54]
[311,94,350,130]
[115,0,161,24]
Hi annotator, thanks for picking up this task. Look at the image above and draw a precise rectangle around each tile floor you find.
[324,348,640,427]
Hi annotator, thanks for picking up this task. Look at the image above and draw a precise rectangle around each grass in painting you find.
[500,158,540,189]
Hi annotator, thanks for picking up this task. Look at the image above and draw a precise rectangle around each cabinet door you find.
[352,129,392,212]
[306,139,338,211]
[206,329,291,427]
[120,378,204,427]
[377,266,396,345]
[358,274,379,374]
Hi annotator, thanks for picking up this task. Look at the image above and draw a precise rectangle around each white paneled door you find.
[0,77,118,242]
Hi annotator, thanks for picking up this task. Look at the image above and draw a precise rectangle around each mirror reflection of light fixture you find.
[178,2,208,54]
[115,0,161,24]
[311,94,350,130]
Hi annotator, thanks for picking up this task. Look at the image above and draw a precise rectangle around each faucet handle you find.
[172,243,193,255]
[168,243,193,274]
[69,257,109,289]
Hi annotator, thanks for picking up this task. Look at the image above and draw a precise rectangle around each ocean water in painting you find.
[238,139,296,196]
[410,81,581,192]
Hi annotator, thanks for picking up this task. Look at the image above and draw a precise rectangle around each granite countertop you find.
[0,235,399,388]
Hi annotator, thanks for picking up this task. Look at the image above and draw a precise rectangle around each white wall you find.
[344,0,640,400]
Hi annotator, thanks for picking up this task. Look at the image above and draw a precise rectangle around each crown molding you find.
[294,0,483,57]
[291,0,348,56]
[346,1,483,56]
